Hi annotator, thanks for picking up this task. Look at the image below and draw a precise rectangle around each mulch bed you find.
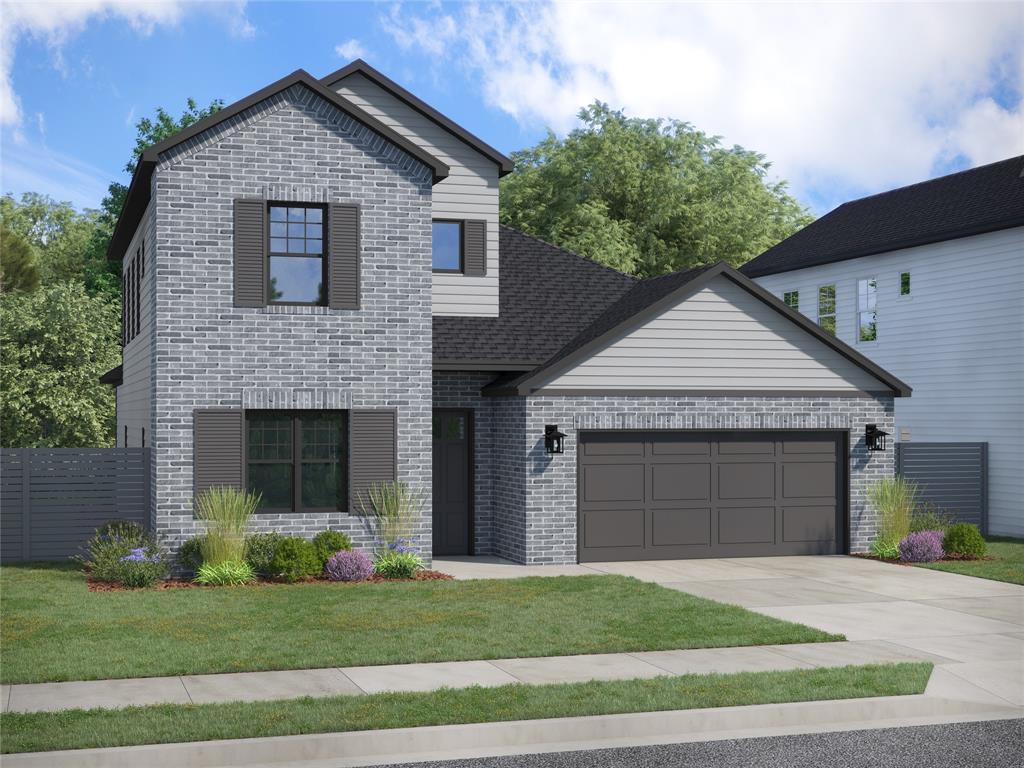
[852,553,994,566]
[87,570,454,592]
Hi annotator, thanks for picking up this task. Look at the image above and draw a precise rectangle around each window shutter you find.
[328,203,360,310]
[233,198,266,308]
[193,409,244,496]
[463,220,486,276]
[349,409,396,514]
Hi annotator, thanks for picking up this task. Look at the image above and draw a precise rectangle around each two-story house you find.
[743,157,1024,537]
[102,60,910,565]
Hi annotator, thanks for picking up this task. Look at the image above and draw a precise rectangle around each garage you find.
[578,431,845,562]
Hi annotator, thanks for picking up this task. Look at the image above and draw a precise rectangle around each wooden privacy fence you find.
[1,448,150,563]
[896,442,988,534]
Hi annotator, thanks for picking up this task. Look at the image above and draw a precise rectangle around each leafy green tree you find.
[500,103,813,276]
[1,283,121,447]
[0,222,40,293]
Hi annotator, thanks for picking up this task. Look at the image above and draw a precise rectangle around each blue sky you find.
[2,1,1021,216]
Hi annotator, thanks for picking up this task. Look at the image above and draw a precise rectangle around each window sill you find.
[259,305,334,315]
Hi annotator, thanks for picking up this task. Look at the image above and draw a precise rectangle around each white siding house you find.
[753,227,1024,537]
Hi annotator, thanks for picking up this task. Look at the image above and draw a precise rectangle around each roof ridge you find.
[499,225,639,282]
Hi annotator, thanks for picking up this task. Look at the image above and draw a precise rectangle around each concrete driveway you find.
[436,555,1024,709]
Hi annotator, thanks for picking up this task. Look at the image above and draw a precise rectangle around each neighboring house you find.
[101,60,909,565]
[742,157,1024,538]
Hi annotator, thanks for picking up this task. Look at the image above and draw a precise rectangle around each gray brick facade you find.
[149,84,433,560]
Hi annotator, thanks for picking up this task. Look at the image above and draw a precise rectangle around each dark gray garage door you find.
[578,431,844,562]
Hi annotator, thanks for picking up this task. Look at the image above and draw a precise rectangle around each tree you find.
[0,283,121,447]
[500,103,814,277]
[0,222,40,293]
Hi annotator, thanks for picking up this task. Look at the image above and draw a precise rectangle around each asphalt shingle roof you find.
[433,227,637,367]
[741,155,1024,278]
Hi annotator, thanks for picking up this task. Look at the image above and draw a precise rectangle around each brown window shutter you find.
[328,203,360,309]
[233,198,266,308]
[463,220,486,276]
[193,409,244,496]
[349,409,396,514]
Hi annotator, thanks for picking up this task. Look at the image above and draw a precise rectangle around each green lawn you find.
[0,663,932,754]
[0,563,841,684]
[917,536,1024,585]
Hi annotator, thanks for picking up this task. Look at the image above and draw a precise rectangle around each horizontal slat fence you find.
[0,449,150,563]
[896,442,988,534]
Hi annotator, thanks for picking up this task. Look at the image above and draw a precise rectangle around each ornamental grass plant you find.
[868,477,918,559]
[194,487,261,566]
[357,481,423,551]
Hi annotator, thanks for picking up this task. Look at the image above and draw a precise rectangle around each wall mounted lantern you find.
[544,424,566,454]
[864,424,889,452]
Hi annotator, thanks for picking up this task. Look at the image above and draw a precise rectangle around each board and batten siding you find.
[330,71,500,316]
[116,203,153,448]
[753,227,1024,537]
[540,275,889,392]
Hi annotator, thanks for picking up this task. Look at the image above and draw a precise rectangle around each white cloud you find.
[381,1,1024,207]
[0,1,254,127]
[335,38,368,60]
[1,135,114,210]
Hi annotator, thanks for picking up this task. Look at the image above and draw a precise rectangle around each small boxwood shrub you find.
[312,529,352,568]
[943,523,986,559]
[244,532,283,576]
[268,537,321,582]
[177,535,207,574]
[325,549,373,582]
[374,550,423,580]
[898,530,944,563]
[195,560,256,586]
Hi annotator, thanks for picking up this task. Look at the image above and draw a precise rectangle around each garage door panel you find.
[783,440,836,456]
[718,441,775,455]
[719,506,775,544]
[582,509,645,549]
[718,463,774,499]
[652,508,711,546]
[650,439,711,456]
[783,506,836,543]
[783,462,836,499]
[651,463,710,501]
[582,437,644,456]
[582,464,644,503]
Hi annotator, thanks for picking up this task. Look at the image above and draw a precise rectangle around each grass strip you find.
[1,663,932,754]
[1,564,841,684]
[917,537,1024,585]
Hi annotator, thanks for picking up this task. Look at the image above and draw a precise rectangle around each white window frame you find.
[899,271,911,298]
[856,276,878,343]
[783,290,799,311]
[816,284,837,335]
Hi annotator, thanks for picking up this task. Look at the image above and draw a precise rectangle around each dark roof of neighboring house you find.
[106,68,449,262]
[741,155,1024,278]
[99,365,123,386]
[433,227,637,369]
[321,59,515,177]
[488,262,912,397]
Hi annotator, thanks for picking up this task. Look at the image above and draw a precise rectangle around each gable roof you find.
[489,262,911,397]
[106,69,450,261]
[742,155,1024,278]
[322,59,514,177]
[433,226,637,369]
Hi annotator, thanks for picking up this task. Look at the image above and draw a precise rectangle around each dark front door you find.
[432,410,471,555]
[578,431,844,562]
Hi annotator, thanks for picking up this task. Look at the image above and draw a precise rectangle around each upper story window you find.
[857,277,878,342]
[122,241,143,345]
[900,272,911,296]
[432,220,463,272]
[268,205,325,305]
[783,290,799,311]
[246,410,347,512]
[817,284,836,335]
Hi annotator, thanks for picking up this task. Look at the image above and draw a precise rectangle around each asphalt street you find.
[379,719,1023,768]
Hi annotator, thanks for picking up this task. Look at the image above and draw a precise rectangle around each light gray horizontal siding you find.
[116,204,152,448]
[543,275,888,392]
[754,227,1023,537]
[333,72,500,317]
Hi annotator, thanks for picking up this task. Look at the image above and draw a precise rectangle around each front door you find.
[432,410,471,555]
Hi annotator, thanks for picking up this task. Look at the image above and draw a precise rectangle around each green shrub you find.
[194,560,256,586]
[177,535,207,573]
[194,487,260,565]
[312,529,352,567]
[909,504,955,534]
[112,552,167,589]
[943,523,986,559]
[244,532,283,576]
[268,537,320,582]
[868,477,917,556]
[870,537,900,560]
[76,520,159,583]
[373,550,423,580]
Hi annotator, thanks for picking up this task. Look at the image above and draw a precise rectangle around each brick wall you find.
[150,84,433,560]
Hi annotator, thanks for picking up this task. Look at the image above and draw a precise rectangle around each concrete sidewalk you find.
[2,639,946,714]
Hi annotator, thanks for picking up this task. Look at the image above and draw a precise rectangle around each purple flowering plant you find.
[325,549,374,582]
[898,530,945,563]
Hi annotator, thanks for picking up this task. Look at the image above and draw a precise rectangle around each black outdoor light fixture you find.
[865,424,889,452]
[544,424,566,454]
